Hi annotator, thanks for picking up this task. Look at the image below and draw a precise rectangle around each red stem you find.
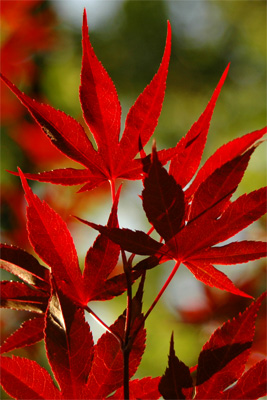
[121,250,132,399]
[84,305,123,346]
[144,261,180,321]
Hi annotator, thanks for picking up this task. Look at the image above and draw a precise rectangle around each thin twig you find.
[84,305,123,346]
[121,250,132,400]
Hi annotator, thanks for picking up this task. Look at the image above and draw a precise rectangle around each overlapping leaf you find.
[219,359,267,400]
[0,281,48,313]
[158,333,193,399]
[0,173,135,356]
[17,169,135,306]
[109,377,161,399]
[45,289,94,399]
[194,292,267,399]
[0,244,50,290]
[159,293,267,400]
[169,63,230,189]
[142,146,185,243]
[1,285,148,400]
[85,130,266,297]
[1,8,267,400]
[0,10,175,192]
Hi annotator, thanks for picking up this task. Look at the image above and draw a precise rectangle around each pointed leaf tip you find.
[159,332,193,399]
[83,8,88,26]
[18,168,33,203]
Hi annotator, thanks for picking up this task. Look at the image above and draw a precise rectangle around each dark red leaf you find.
[175,187,267,260]
[0,355,60,399]
[109,377,161,399]
[188,147,256,221]
[186,127,266,199]
[220,359,267,399]
[169,64,229,188]
[78,218,164,256]
[45,289,94,399]
[142,147,185,242]
[159,333,194,399]
[1,316,45,354]
[103,182,266,296]
[0,244,50,290]
[0,281,48,313]
[194,292,267,399]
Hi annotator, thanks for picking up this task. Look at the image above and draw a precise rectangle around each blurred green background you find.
[1,0,266,387]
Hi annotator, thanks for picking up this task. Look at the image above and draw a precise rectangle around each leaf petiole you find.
[84,305,123,346]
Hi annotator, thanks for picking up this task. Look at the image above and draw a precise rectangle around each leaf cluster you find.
[1,9,266,400]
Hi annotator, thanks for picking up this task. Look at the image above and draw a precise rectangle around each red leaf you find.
[1,17,174,191]
[1,316,45,354]
[220,359,267,399]
[0,244,50,290]
[19,169,86,306]
[109,377,161,399]
[169,64,230,188]
[188,241,267,265]
[186,127,266,199]
[15,168,105,189]
[86,315,146,398]
[115,20,171,173]
[188,147,256,221]
[95,182,266,297]
[45,289,94,399]
[142,147,185,242]
[89,270,142,301]
[194,292,267,399]
[184,261,252,298]
[175,187,267,260]
[159,333,194,399]
[80,9,121,172]
[0,74,102,173]
[0,281,48,313]
[82,187,121,302]
[0,355,60,399]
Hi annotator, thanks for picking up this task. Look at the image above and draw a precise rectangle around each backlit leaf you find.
[194,292,267,398]
[0,355,60,399]
[0,316,45,354]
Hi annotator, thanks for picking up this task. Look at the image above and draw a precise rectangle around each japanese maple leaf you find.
[0,171,138,353]
[17,168,136,306]
[82,128,267,297]
[0,281,159,399]
[159,292,267,400]
[0,10,179,192]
